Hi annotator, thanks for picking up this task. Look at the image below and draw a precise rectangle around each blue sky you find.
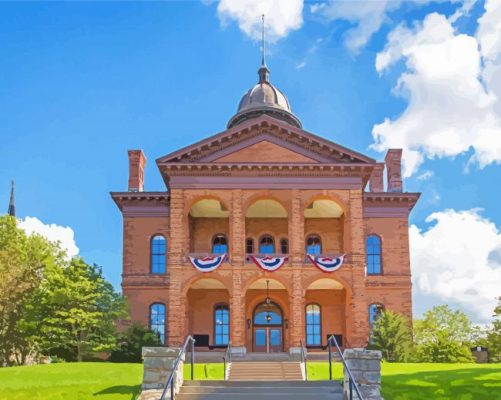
[1,0,500,323]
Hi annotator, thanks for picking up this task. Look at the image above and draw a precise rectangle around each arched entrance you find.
[253,301,283,352]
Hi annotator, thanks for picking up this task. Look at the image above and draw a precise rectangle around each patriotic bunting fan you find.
[189,254,227,273]
[307,254,345,273]
[249,255,288,272]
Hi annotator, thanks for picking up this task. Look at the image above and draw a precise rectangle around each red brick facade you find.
[111,115,419,352]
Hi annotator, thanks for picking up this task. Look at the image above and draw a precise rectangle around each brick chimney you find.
[369,163,384,192]
[128,150,146,192]
[384,149,403,192]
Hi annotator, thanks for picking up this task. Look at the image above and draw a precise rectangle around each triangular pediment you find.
[156,115,375,165]
[212,139,319,163]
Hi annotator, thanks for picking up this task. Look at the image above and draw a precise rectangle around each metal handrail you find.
[299,340,308,381]
[159,335,195,400]
[222,341,232,380]
[327,335,364,400]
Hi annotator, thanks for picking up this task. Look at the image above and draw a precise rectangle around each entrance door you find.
[253,302,284,352]
[253,327,283,352]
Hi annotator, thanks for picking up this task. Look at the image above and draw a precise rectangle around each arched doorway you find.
[253,301,283,352]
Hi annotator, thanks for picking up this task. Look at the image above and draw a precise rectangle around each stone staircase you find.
[176,381,343,400]
[228,361,303,381]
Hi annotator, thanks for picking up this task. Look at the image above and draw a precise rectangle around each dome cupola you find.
[227,16,302,129]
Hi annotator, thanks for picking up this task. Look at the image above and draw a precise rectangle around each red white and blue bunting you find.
[249,255,288,272]
[189,254,227,273]
[307,254,346,273]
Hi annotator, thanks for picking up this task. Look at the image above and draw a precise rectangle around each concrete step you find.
[229,361,303,381]
[177,380,343,400]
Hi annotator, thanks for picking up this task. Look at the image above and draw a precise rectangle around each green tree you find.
[32,258,127,361]
[484,297,501,362]
[0,216,61,365]
[369,310,413,362]
[413,305,475,363]
[109,323,161,363]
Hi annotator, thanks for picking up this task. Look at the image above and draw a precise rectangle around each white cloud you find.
[216,0,304,42]
[310,0,467,54]
[18,216,79,259]
[372,7,501,176]
[416,170,434,180]
[410,209,501,323]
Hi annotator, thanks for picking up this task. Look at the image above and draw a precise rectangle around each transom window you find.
[150,303,166,344]
[214,304,229,346]
[254,302,282,325]
[259,235,275,254]
[306,304,322,346]
[366,235,382,275]
[151,235,166,274]
[212,234,228,254]
[306,234,322,254]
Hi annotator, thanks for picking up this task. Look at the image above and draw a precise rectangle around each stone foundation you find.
[342,348,382,400]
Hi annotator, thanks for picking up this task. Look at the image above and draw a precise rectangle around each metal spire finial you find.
[258,14,270,83]
[261,14,266,67]
[8,179,15,217]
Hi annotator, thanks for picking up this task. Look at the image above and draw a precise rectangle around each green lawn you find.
[0,362,500,400]
[306,362,501,400]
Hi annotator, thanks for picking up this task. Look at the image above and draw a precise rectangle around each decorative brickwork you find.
[112,115,419,353]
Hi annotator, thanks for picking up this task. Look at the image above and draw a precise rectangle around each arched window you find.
[151,235,166,274]
[254,302,282,325]
[280,238,289,254]
[259,235,275,254]
[212,234,228,254]
[369,304,384,328]
[150,303,166,344]
[306,234,322,254]
[246,238,254,254]
[306,304,322,346]
[366,235,382,275]
[214,304,230,346]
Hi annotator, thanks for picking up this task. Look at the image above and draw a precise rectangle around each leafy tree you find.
[109,323,161,363]
[31,258,127,361]
[0,216,61,365]
[484,297,501,362]
[369,310,413,362]
[413,305,475,363]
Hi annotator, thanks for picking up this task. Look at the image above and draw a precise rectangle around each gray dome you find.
[227,65,302,129]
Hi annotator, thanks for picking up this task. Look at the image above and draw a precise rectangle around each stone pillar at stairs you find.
[140,347,185,400]
[343,348,382,400]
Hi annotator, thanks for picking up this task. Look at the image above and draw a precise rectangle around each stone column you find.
[347,189,369,348]
[230,190,246,354]
[140,347,185,400]
[167,189,188,347]
[288,190,305,356]
[343,349,382,400]
[288,189,304,264]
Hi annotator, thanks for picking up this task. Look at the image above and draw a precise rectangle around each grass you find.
[0,362,500,399]
[307,362,501,400]
[0,362,142,400]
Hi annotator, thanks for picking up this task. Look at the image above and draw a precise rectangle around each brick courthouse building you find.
[111,57,419,355]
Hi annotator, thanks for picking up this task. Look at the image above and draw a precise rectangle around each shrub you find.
[109,323,161,363]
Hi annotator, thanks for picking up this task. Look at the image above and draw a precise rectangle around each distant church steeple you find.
[7,180,15,217]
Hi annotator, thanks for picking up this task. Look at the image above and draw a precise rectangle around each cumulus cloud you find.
[18,216,79,259]
[410,209,501,322]
[371,5,501,177]
[310,0,467,54]
[216,0,304,42]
